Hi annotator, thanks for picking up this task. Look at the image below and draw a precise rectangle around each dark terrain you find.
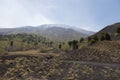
[0,53,120,80]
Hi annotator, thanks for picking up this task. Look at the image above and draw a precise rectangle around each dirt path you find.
[64,61,120,68]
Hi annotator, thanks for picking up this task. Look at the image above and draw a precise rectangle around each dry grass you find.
[8,49,60,57]
[9,50,39,55]
[0,54,120,80]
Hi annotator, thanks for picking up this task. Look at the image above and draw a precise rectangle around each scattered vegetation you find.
[100,32,111,41]
[0,23,120,80]
[63,40,120,63]
[68,40,79,50]
[0,33,55,55]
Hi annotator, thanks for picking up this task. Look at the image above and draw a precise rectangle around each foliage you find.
[89,39,96,45]
[68,40,78,50]
[100,33,111,41]
[10,41,14,47]
[88,36,98,45]
[79,37,84,43]
[116,27,120,34]
[0,33,52,53]
[59,44,62,49]
[116,27,120,36]
[61,43,70,51]
[88,37,91,42]
[64,40,120,64]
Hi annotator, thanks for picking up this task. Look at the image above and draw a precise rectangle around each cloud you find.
[0,0,54,28]
[0,0,99,31]
[0,0,119,31]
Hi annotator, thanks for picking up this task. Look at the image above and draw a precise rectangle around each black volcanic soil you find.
[0,53,120,80]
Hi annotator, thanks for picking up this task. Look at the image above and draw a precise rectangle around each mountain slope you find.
[63,40,120,63]
[0,24,91,41]
[98,22,120,33]
[38,24,95,35]
[38,27,88,41]
[94,22,120,39]
[63,22,120,64]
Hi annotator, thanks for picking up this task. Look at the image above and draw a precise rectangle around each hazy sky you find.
[0,0,120,31]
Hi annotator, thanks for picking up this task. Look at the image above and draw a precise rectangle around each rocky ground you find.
[0,52,120,80]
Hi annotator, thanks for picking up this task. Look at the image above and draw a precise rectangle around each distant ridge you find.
[0,24,94,41]
[94,22,120,40]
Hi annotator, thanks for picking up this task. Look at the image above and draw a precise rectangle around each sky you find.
[0,0,120,31]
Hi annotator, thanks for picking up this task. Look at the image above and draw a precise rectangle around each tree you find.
[93,36,99,41]
[100,33,111,41]
[59,44,62,49]
[68,40,78,50]
[104,33,111,40]
[10,41,13,47]
[116,27,120,34]
[88,36,98,45]
[10,41,14,51]
[116,28,120,36]
[68,41,72,48]
[100,34,105,41]
[88,37,91,42]
[90,39,96,45]
[72,40,78,49]
[79,37,84,43]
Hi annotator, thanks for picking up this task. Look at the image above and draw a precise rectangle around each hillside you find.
[39,24,95,35]
[38,27,88,41]
[62,22,120,63]
[98,22,120,33]
[0,33,50,54]
[63,40,120,63]
[0,24,92,41]
[94,22,120,40]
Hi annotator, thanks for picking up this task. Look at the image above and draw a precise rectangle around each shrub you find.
[39,46,46,53]
[88,36,98,45]
[88,37,91,42]
[116,28,120,37]
[62,43,70,51]
[100,33,111,41]
[89,39,96,45]
[79,37,84,43]
[59,44,62,49]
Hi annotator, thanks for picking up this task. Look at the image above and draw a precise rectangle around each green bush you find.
[62,43,70,51]
[90,39,96,45]
[79,37,84,43]
[68,40,78,50]
[100,33,111,41]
